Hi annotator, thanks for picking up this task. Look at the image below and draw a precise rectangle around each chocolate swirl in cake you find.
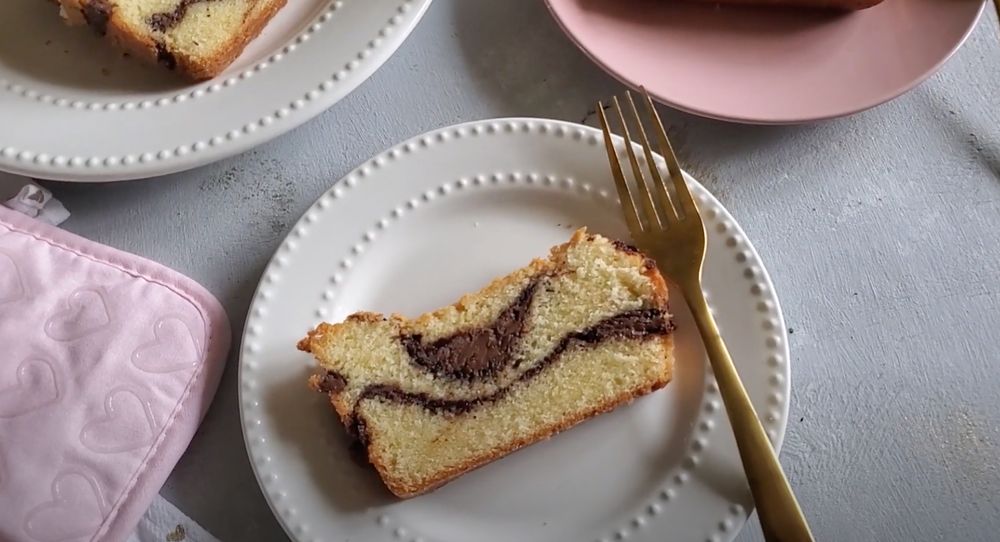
[399,281,540,380]
[316,371,347,394]
[82,0,113,35]
[350,308,670,447]
[361,309,668,408]
[323,278,674,448]
[149,0,221,32]
[155,43,178,70]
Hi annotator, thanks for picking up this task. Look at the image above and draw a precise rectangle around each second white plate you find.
[239,118,791,542]
[0,0,431,182]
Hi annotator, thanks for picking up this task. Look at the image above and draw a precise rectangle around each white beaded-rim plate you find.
[0,0,431,182]
[239,118,791,542]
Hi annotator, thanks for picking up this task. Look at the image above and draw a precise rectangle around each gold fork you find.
[598,90,814,542]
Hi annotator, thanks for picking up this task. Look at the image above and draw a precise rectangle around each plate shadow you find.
[265,363,395,514]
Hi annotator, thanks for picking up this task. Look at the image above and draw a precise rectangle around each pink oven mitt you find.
[0,204,230,542]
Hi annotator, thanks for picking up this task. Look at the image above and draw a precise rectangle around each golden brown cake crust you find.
[180,0,286,80]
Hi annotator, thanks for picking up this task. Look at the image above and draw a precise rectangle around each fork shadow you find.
[911,84,1000,183]
[665,285,759,502]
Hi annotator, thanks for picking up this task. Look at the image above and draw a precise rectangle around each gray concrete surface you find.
[17,1,1000,540]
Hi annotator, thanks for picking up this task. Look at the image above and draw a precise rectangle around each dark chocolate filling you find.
[155,43,178,70]
[611,239,641,255]
[149,0,219,32]
[346,307,672,445]
[611,239,658,271]
[82,0,112,36]
[317,372,347,394]
[399,280,539,380]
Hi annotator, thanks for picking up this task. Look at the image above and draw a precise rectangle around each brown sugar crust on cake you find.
[300,229,675,497]
[56,0,287,80]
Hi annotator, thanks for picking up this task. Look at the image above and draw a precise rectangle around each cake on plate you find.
[299,229,676,497]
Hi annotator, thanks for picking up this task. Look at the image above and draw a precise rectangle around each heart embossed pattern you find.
[131,317,201,374]
[80,389,157,454]
[44,289,112,342]
[24,471,105,542]
[0,358,60,419]
[0,206,230,542]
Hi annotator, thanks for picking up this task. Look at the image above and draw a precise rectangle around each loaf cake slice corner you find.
[55,0,287,80]
[299,229,676,498]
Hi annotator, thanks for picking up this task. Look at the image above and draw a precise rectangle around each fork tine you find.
[642,90,698,217]
[624,91,678,224]
[611,96,661,230]
[598,101,644,236]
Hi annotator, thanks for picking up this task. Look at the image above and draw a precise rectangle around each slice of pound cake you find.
[55,0,287,80]
[299,229,676,498]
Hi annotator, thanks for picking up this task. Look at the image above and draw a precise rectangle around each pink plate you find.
[545,0,985,124]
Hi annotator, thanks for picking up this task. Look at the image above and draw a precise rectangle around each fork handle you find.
[683,282,814,542]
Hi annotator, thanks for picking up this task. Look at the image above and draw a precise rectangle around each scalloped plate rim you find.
[237,117,792,542]
[0,0,433,182]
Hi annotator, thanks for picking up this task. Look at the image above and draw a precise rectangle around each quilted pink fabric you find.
[0,206,230,542]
